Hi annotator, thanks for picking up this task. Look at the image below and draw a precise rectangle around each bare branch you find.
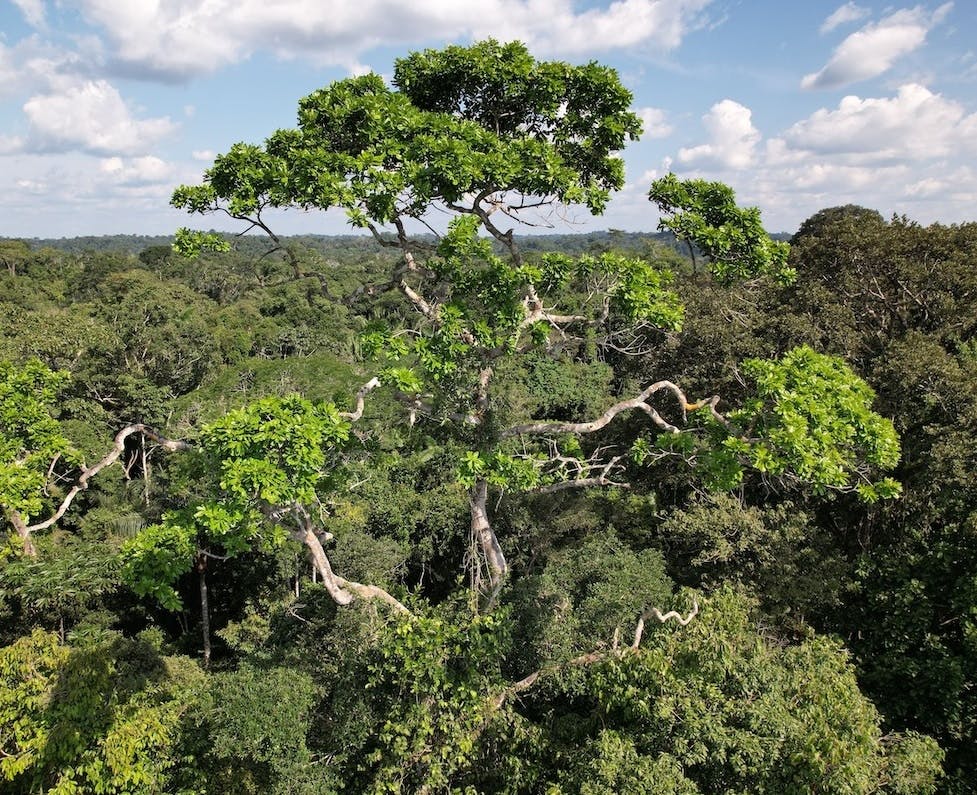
[289,504,412,616]
[338,377,381,422]
[532,455,630,493]
[491,597,699,710]
[24,425,189,536]
[631,599,700,648]
[503,381,726,439]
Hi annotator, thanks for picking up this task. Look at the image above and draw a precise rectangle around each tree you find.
[1,359,186,557]
[0,629,203,794]
[169,40,902,621]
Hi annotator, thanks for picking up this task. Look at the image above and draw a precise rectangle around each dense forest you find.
[3,40,977,794]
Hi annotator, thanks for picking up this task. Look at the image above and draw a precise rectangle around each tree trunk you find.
[141,433,151,507]
[197,553,211,667]
[9,511,37,557]
[470,479,507,608]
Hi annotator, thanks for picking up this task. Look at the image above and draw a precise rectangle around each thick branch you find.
[502,381,726,439]
[23,425,189,537]
[289,504,411,616]
[338,377,381,422]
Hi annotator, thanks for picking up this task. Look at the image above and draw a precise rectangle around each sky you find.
[0,0,975,239]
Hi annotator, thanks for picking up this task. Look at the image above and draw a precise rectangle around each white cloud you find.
[22,79,176,155]
[0,150,198,235]
[636,107,673,139]
[16,177,47,194]
[802,3,952,90]
[100,155,172,185]
[820,2,870,34]
[75,0,714,80]
[678,99,760,169]
[651,82,977,233]
[783,83,977,160]
[192,150,216,161]
[12,0,46,28]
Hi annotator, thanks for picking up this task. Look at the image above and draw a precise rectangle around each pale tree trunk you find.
[197,553,211,667]
[470,479,507,608]
[9,511,37,557]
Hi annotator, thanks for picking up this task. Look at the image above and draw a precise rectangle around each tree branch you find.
[339,377,381,422]
[502,381,727,439]
[289,504,411,616]
[490,598,700,710]
[531,455,629,493]
[21,425,189,540]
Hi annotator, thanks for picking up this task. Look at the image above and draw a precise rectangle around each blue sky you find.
[0,0,974,238]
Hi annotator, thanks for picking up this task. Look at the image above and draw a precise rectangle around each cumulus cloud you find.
[99,155,172,185]
[802,3,952,90]
[22,79,176,155]
[820,2,870,34]
[649,80,977,233]
[784,83,977,160]
[636,107,673,139]
[678,99,760,169]
[75,0,713,81]
[12,0,46,28]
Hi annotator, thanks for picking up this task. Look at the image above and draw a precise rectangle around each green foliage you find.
[697,345,902,498]
[0,535,122,633]
[533,588,943,794]
[201,664,319,791]
[0,359,78,525]
[507,531,673,672]
[649,173,793,284]
[659,494,849,621]
[0,630,203,794]
[172,227,230,257]
[357,607,509,793]
[173,40,640,234]
[5,37,965,794]
[123,394,352,609]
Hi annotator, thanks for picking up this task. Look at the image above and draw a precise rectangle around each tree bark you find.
[288,507,411,616]
[470,479,507,607]
[197,553,211,667]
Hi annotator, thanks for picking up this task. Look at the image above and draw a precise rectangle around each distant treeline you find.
[7,229,791,259]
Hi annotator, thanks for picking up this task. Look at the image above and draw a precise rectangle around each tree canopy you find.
[0,39,957,794]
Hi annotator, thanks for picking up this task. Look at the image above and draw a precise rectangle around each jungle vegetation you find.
[2,40,976,794]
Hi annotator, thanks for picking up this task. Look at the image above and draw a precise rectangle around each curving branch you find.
[288,503,412,616]
[490,598,700,710]
[502,381,727,439]
[10,425,189,556]
[339,377,381,422]
[631,599,700,648]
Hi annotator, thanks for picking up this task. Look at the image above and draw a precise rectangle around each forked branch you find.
[502,381,727,439]
[10,425,189,556]
[490,597,700,710]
